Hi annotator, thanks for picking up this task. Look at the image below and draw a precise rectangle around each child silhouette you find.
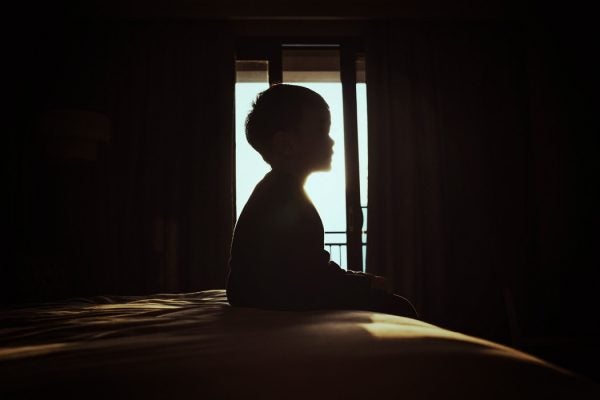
[227,84,417,318]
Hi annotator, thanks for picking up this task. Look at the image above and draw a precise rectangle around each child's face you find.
[293,107,334,173]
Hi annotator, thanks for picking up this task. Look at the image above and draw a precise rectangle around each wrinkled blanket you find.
[0,290,596,399]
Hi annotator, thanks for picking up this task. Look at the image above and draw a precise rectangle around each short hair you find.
[245,84,329,163]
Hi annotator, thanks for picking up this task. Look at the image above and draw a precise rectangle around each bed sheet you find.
[0,290,596,399]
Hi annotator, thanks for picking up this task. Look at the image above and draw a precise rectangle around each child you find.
[227,84,417,318]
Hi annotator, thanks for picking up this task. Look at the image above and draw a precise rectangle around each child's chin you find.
[311,159,332,172]
[320,163,333,172]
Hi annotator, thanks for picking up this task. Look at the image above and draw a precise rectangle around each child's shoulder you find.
[252,170,301,202]
[240,171,307,224]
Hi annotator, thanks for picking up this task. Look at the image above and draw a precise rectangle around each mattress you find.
[1,290,597,399]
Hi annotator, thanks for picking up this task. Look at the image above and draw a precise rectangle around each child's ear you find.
[273,131,294,155]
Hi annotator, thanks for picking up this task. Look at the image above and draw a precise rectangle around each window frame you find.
[235,37,366,271]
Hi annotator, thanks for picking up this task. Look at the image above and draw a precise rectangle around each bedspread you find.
[0,290,596,399]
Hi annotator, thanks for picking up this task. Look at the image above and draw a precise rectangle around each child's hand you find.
[370,275,392,293]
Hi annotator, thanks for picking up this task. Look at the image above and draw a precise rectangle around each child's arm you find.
[328,259,392,294]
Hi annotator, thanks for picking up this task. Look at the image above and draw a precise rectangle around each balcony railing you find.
[324,232,367,271]
[324,206,367,270]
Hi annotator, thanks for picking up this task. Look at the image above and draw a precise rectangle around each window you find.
[235,41,367,271]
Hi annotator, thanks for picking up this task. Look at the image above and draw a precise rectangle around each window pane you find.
[282,48,348,267]
[300,83,346,230]
[288,82,348,268]
[235,81,270,217]
[357,82,369,270]
[235,50,368,271]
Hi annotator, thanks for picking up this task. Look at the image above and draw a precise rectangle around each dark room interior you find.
[3,0,599,397]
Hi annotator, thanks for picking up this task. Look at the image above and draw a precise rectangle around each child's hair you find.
[245,84,329,163]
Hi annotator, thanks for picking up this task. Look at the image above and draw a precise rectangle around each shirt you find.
[227,169,371,310]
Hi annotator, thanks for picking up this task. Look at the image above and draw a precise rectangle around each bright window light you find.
[235,80,368,270]
[235,82,270,217]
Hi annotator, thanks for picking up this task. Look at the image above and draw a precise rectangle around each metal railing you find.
[324,235,367,270]
[324,206,368,269]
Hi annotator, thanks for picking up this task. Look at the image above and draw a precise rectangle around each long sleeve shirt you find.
[227,169,372,310]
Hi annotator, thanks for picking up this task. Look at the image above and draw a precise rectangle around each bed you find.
[1,290,597,399]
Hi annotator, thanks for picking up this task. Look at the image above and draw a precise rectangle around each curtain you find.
[365,21,530,340]
[102,22,235,294]
[12,20,235,299]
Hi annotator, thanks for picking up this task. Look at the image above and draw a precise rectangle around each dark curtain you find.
[365,21,529,340]
[522,21,600,341]
[102,22,235,295]
[9,20,235,300]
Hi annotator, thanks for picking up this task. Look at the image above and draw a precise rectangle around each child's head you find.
[246,84,334,174]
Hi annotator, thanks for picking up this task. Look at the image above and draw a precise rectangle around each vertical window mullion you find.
[268,42,283,85]
[341,42,363,271]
